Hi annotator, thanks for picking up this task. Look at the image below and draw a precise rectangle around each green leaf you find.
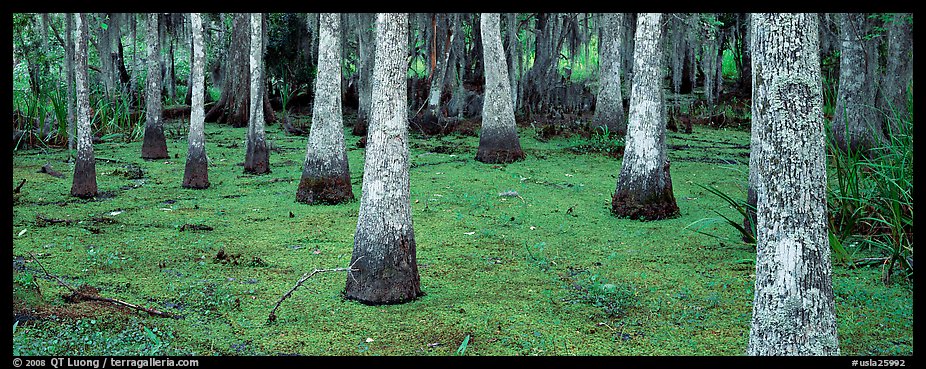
[101,22,108,30]
[456,334,470,356]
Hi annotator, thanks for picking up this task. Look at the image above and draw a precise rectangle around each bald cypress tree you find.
[592,13,626,135]
[475,13,525,164]
[344,13,422,304]
[183,13,209,189]
[611,13,679,220]
[747,13,839,356]
[296,13,353,204]
[141,13,168,160]
[243,13,270,175]
[71,13,97,199]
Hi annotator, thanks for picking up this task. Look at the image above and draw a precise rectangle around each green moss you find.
[11,117,912,356]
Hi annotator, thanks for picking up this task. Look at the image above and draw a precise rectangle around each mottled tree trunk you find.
[244,13,270,175]
[183,13,209,189]
[747,13,839,356]
[832,13,885,154]
[879,13,913,129]
[141,13,169,160]
[611,13,678,221]
[505,13,520,110]
[701,19,720,108]
[66,13,76,155]
[296,13,353,205]
[592,13,626,135]
[621,13,636,94]
[476,13,525,164]
[71,13,98,199]
[345,13,422,305]
[419,14,454,134]
[206,13,274,127]
[355,13,375,134]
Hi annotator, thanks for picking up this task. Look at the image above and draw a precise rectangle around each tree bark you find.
[205,13,274,127]
[476,13,525,164]
[296,13,353,205]
[831,13,885,154]
[71,13,98,199]
[879,13,913,129]
[355,13,376,133]
[345,13,422,305]
[592,13,626,135]
[244,13,270,175]
[747,13,839,356]
[611,13,679,221]
[141,13,169,159]
[66,13,76,155]
[183,13,209,189]
[505,13,520,111]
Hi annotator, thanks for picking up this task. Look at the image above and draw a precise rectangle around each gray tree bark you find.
[505,13,520,110]
[244,12,270,175]
[476,13,525,164]
[141,13,168,159]
[71,13,98,199]
[356,13,376,131]
[832,13,885,154]
[611,13,679,221]
[345,13,422,305]
[66,13,76,155]
[183,13,209,189]
[747,13,839,356]
[879,13,913,130]
[296,13,353,205]
[205,13,275,127]
[592,13,626,135]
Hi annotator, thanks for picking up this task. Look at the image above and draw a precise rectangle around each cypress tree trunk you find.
[296,13,353,205]
[879,13,913,129]
[66,13,76,155]
[355,13,375,135]
[183,13,209,189]
[476,13,525,164]
[831,13,885,154]
[419,14,454,135]
[505,13,520,110]
[611,13,678,221]
[71,13,98,199]
[206,13,274,128]
[141,13,169,160]
[244,12,270,175]
[747,13,839,356]
[345,13,422,305]
[592,13,626,135]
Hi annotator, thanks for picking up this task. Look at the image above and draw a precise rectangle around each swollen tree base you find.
[475,131,525,164]
[141,129,168,159]
[244,141,270,175]
[70,159,98,199]
[182,152,209,189]
[344,233,423,305]
[611,166,679,221]
[295,174,353,205]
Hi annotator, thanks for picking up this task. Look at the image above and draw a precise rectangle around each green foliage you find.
[824,105,914,283]
[685,183,755,245]
[11,113,911,355]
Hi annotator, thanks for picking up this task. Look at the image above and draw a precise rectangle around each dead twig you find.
[268,257,362,323]
[28,252,179,319]
[14,179,26,193]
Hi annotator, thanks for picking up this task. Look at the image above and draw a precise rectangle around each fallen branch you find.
[14,179,26,193]
[28,252,179,319]
[38,163,65,178]
[268,257,362,323]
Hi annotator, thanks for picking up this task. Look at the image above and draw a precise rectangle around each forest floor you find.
[12,115,913,356]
